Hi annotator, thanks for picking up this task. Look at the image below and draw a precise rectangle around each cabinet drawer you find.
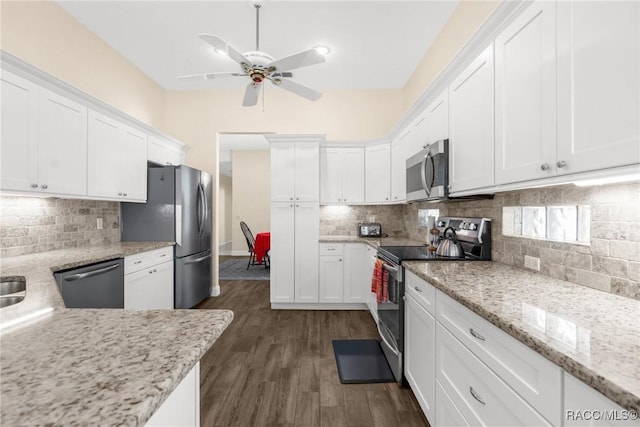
[319,243,344,256]
[436,323,552,426]
[436,290,562,425]
[125,246,173,275]
[405,270,436,316]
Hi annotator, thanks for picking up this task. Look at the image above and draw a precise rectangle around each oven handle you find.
[382,263,400,277]
[376,319,399,357]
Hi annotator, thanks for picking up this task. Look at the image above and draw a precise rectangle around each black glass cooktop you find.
[377,245,469,265]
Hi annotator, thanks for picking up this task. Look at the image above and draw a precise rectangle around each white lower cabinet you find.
[318,243,369,304]
[435,380,471,427]
[365,245,377,320]
[404,292,435,422]
[436,322,552,426]
[564,373,640,427]
[124,247,174,309]
[146,362,199,427]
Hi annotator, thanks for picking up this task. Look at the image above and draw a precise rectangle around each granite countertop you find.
[403,261,640,412]
[0,242,234,425]
[319,235,426,248]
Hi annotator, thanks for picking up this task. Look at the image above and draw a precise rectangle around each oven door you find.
[375,258,404,383]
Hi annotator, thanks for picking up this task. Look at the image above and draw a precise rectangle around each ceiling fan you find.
[178,1,326,107]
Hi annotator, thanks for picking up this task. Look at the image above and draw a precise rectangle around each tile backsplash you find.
[405,182,640,300]
[320,205,406,237]
[0,197,120,258]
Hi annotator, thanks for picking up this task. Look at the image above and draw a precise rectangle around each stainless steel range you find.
[374,216,492,383]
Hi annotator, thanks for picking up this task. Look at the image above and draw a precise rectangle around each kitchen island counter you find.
[403,260,640,413]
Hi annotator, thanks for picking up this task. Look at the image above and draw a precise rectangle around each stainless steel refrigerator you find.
[121,165,212,308]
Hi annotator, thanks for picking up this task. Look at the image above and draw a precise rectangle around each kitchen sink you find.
[0,276,26,308]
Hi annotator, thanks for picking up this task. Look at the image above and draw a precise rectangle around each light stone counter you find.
[403,261,640,412]
[0,242,234,425]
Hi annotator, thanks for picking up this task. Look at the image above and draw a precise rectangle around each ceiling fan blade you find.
[268,49,325,72]
[272,78,322,101]
[177,72,247,80]
[199,34,250,66]
[243,82,260,107]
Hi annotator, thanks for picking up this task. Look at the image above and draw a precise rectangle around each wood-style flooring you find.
[195,258,429,427]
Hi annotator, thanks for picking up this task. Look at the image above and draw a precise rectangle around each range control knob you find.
[469,223,478,231]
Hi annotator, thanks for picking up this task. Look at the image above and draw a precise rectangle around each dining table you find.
[254,232,271,265]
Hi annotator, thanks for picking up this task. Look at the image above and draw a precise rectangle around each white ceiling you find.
[56,1,458,91]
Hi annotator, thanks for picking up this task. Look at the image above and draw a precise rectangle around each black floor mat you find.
[332,339,395,384]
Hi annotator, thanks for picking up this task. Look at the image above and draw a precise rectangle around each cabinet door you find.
[405,294,436,423]
[557,1,640,175]
[148,135,183,166]
[87,110,122,199]
[495,0,557,184]
[449,46,495,194]
[365,143,391,203]
[341,147,365,203]
[125,260,174,309]
[37,88,87,196]
[320,148,342,203]
[294,143,319,202]
[270,202,295,303]
[343,243,367,303]
[391,136,407,202]
[119,125,147,201]
[146,362,199,427]
[435,380,471,427]
[0,71,39,193]
[294,202,319,303]
[319,255,343,303]
[271,143,295,201]
[425,90,449,144]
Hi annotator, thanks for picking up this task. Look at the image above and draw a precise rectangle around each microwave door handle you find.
[428,153,436,192]
[421,152,431,197]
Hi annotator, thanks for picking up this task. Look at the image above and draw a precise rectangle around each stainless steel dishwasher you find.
[54,259,124,308]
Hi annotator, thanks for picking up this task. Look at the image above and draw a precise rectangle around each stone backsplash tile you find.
[320,205,406,237]
[404,182,640,301]
[0,197,120,258]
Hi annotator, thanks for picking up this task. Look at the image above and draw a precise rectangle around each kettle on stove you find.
[435,227,465,258]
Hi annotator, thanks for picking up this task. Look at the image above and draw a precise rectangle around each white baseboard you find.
[231,250,250,256]
[270,303,368,310]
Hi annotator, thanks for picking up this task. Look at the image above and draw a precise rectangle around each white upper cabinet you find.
[1,71,88,197]
[495,0,557,185]
[148,135,184,166]
[556,1,640,175]
[271,141,319,202]
[87,110,147,202]
[391,134,408,202]
[320,147,364,204]
[365,142,391,203]
[425,90,449,146]
[1,71,39,193]
[449,45,495,194]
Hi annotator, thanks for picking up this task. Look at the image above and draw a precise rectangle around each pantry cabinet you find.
[495,0,557,184]
[271,141,319,202]
[87,110,148,202]
[320,147,365,204]
[270,202,319,304]
[448,45,495,194]
[1,70,88,197]
[365,142,391,203]
[556,1,640,175]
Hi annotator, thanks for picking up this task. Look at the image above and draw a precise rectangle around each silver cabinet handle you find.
[469,387,486,405]
[339,259,342,262]
[159,254,167,258]
[540,163,550,171]
[134,260,142,265]
[414,286,422,293]
[118,192,123,196]
[296,197,299,200]
[290,197,293,201]
[343,198,346,201]
[31,183,38,188]
[327,248,336,251]
[289,204,293,207]
[148,270,153,274]
[557,160,567,168]
[41,184,48,189]
[153,268,157,272]
[470,328,486,341]
[64,264,119,281]
[123,192,127,197]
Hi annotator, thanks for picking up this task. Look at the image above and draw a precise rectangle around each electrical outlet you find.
[524,255,540,271]
[96,218,103,230]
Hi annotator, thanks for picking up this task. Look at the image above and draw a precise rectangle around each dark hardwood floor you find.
[195,258,429,427]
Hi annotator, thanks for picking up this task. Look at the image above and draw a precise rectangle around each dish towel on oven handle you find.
[371,259,389,303]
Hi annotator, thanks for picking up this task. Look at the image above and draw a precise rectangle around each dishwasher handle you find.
[64,264,120,281]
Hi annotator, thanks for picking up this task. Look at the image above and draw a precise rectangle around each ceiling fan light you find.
[213,47,227,57]
[313,45,331,56]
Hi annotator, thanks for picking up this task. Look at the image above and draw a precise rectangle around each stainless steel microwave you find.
[406,139,449,202]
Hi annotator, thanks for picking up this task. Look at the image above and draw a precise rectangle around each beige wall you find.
[231,150,271,253]
[402,0,500,111]
[0,0,166,128]
[218,174,233,245]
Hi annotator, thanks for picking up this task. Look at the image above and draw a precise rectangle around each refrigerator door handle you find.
[185,253,211,265]
[199,183,207,234]
[195,184,203,234]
